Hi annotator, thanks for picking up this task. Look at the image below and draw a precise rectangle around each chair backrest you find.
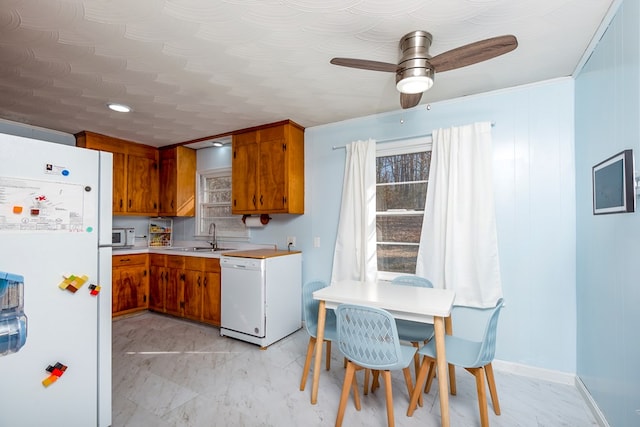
[391,275,433,288]
[302,280,328,336]
[469,298,504,368]
[336,304,404,370]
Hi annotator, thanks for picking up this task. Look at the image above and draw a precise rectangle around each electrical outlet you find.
[286,236,296,247]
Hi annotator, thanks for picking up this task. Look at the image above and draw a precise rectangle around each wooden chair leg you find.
[484,363,501,415]
[467,367,489,427]
[382,370,395,427]
[336,362,356,427]
[411,341,420,380]
[325,340,331,370]
[424,358,436,394]
[363,369,371,395]
[371,370,380,392]
[351,367,362,411]
[407,356,430,416]
[299,337,316,391]
[401,366,423,408]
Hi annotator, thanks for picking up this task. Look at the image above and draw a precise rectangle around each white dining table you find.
[311,279,456,427]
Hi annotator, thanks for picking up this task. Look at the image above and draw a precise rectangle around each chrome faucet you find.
[208,222,218,250]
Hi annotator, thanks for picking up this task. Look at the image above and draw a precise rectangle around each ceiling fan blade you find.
[428,35,518,73]
[400,92,422,109]
[330,57,398,72]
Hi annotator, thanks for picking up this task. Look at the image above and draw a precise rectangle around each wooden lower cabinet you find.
[112,254,148,316]
[148,254,221,327]
[149,254,168,311]
[202,258,221,326]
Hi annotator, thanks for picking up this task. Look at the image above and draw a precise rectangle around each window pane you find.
[376,149,430,274]
[377,244,419,273]
[377,182,427,211]
[201,205,231,218]
[377,152,430,183]
[377,214,423,243]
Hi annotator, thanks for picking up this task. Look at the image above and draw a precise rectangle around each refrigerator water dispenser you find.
[0,271,27,356]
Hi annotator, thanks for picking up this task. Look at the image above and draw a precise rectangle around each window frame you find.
[195,167,249,241]
[376,136,432,281]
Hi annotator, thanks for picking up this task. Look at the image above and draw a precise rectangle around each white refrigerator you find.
[0,133,112,427]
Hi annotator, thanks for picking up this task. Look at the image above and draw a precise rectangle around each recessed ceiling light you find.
[107,103,132,113]
[212,141,224,147]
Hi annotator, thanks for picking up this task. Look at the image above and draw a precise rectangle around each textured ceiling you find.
[0,0,615,148]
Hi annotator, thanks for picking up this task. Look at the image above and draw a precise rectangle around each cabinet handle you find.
[197,277,201,287]
[120,258,130,262]
[143,270,147,277]
[203,277,207,288]
[119,199,123,209]
[128,199,132,208]
[282,143,286,152]
[171,200,174,209]
[259,195,263,206]
[252,195,256,207]
[282,196,286,206]
[180,273,185,281]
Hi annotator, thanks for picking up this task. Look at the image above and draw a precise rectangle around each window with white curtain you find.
[196,168,248,240]
[376,138,431,278]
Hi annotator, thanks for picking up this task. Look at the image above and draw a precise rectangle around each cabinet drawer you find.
[203,258,220,272]
[113,254,147,267]
[184,257,204,271]
[149,254,166,266]
[166,255,185,269]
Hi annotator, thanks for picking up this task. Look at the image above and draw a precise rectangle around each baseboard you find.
[491,359,576,385]
[575,377,611,427]
[492,360,610,426]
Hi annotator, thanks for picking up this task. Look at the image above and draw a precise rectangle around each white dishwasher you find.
[220,250,302,348]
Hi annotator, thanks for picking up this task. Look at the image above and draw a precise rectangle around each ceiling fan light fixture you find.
[396,67,434,94]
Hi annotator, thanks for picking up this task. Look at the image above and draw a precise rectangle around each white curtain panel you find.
[331,139,378,283]
[416,122,502,307]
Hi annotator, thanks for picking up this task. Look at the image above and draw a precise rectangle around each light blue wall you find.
[248,79,578,373]
[575,1,640,425]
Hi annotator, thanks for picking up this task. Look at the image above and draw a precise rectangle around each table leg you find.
[310,300,326,404]
[434,316,450,427]
[445,315,456,395]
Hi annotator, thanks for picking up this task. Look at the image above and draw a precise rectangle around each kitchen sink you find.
[177,247,233,252]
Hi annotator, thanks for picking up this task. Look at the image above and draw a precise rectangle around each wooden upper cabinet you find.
[231,121,304,215]
[159,146,196,217]
[75,130,159,216]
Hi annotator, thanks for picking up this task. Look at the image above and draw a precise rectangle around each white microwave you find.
[112,228,135,248]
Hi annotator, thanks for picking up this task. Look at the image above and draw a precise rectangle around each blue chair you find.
[335,304,418,427]
[390,275,435,377]
[407,298,504,427]
[299,281,338,391]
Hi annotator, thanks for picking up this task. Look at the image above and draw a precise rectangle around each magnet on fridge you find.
[58,274,89,293]
[42,362,67,387]
[12,206,23,214]
[88,284,101,296]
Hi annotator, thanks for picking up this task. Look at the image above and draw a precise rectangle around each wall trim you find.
[575,377,611,427]
[492,359,575,385]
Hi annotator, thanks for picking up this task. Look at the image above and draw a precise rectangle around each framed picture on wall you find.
[592,149,635,215]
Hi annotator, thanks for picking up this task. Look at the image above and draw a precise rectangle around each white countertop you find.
[112,242,278,259]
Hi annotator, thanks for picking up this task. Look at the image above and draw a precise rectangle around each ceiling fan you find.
[330,30,518,109]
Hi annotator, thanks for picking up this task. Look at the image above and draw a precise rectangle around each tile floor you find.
[112,312,599,427]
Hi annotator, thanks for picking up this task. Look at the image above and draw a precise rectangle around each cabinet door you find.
[202,270,221,326]
[165,268,184,316]
[159,152,176,216]
[149,265,167,312]
[231,131,259,213]
[127,154,158,214]
[259,135,287,212]
[113,266,147,313]
[183,270,203,320]
[113,152,126,213]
